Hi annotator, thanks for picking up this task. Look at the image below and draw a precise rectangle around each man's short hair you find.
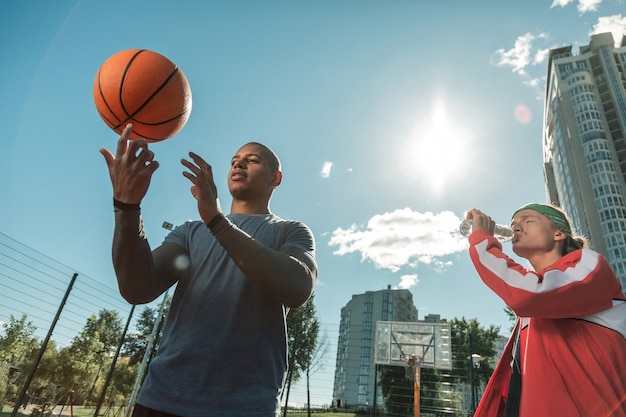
[245,142,281,172]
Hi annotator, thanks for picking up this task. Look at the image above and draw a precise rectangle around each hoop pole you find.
[414,366,420,417]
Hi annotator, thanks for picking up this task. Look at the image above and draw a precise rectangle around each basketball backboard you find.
[374,321,452,370]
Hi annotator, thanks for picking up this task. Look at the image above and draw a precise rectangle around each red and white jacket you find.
[469,230,626,417]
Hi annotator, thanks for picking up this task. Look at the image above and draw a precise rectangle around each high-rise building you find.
[543,32,626,290]
[332,286,418,411]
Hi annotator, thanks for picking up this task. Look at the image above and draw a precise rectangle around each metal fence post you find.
[11,272,78,417]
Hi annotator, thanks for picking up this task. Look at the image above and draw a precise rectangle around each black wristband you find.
[206,213,226,230]
[113,198,140,211]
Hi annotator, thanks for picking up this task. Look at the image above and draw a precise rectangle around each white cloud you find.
[550,0,574,7]
[328,208,467,273]
[550,0,601,12]
[577,0,602,13]
[493,33,538,75]
[321,161,333,178]
[494,13,625,93]
[533,48,550,65]
[396,274,419,289]
[524,77,544,88]
[591,14,626,45]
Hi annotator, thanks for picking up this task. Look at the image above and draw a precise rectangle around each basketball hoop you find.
[375,321,451,417]
[404,354,421,380]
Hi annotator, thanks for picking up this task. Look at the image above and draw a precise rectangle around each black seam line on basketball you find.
[118,67,182,126]
[112,70,184,129]
[124,111,187,140]
[128,111,188,126]
[117,49,148,124]
[97,110,121,130]
[129,129,160,141]
[115,54,182,129]
[111,109,188,131]
[128,125,172,142]
[97,66,123,126]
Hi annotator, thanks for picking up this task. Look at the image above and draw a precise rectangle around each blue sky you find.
[2,0,626,407]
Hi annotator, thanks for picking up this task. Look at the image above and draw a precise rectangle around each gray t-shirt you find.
[136,213,315,417]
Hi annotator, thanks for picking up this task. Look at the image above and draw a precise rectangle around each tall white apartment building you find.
[332,286,418,411]
[543,32,626,290]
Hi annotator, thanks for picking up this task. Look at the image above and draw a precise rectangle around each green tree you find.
[29,340,63,402]
[504,306,517,332]
[124,306,157,366]
[0,361,22,412]
[286,294,319,384]
[378,364,414,415]
[0,314,41,403]
[282,294,320,413]
[0,314,39,367]
[303,329,328,415]
[450,317,500,388]
[123,298,171,367]
[60,309,124,404]
[106,355,137,412]
[0,315,68,410]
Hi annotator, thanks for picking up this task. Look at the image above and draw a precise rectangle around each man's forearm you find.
[112,209,166,304]
[208,214,316,308]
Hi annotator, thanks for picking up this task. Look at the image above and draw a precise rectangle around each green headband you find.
[512,203,572,236]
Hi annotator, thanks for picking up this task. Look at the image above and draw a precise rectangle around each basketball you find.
[93,49,192,142]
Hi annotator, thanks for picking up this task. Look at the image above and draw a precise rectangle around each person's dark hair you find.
[245,142,281,172]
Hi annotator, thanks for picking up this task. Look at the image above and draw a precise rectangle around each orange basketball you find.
[93,49,192,142]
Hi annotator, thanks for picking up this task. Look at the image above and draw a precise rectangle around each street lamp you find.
[468,353,485,414]
[467,332,485,416]
[471,354,485,368]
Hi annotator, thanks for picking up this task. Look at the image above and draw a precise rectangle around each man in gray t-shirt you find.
[100,124,318,417]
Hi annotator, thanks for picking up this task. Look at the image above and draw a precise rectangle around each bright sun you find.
[405,97,474,193]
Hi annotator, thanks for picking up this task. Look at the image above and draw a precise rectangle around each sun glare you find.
[405,98,474,193]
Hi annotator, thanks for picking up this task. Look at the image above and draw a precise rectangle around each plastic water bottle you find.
[459,219,513,242]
